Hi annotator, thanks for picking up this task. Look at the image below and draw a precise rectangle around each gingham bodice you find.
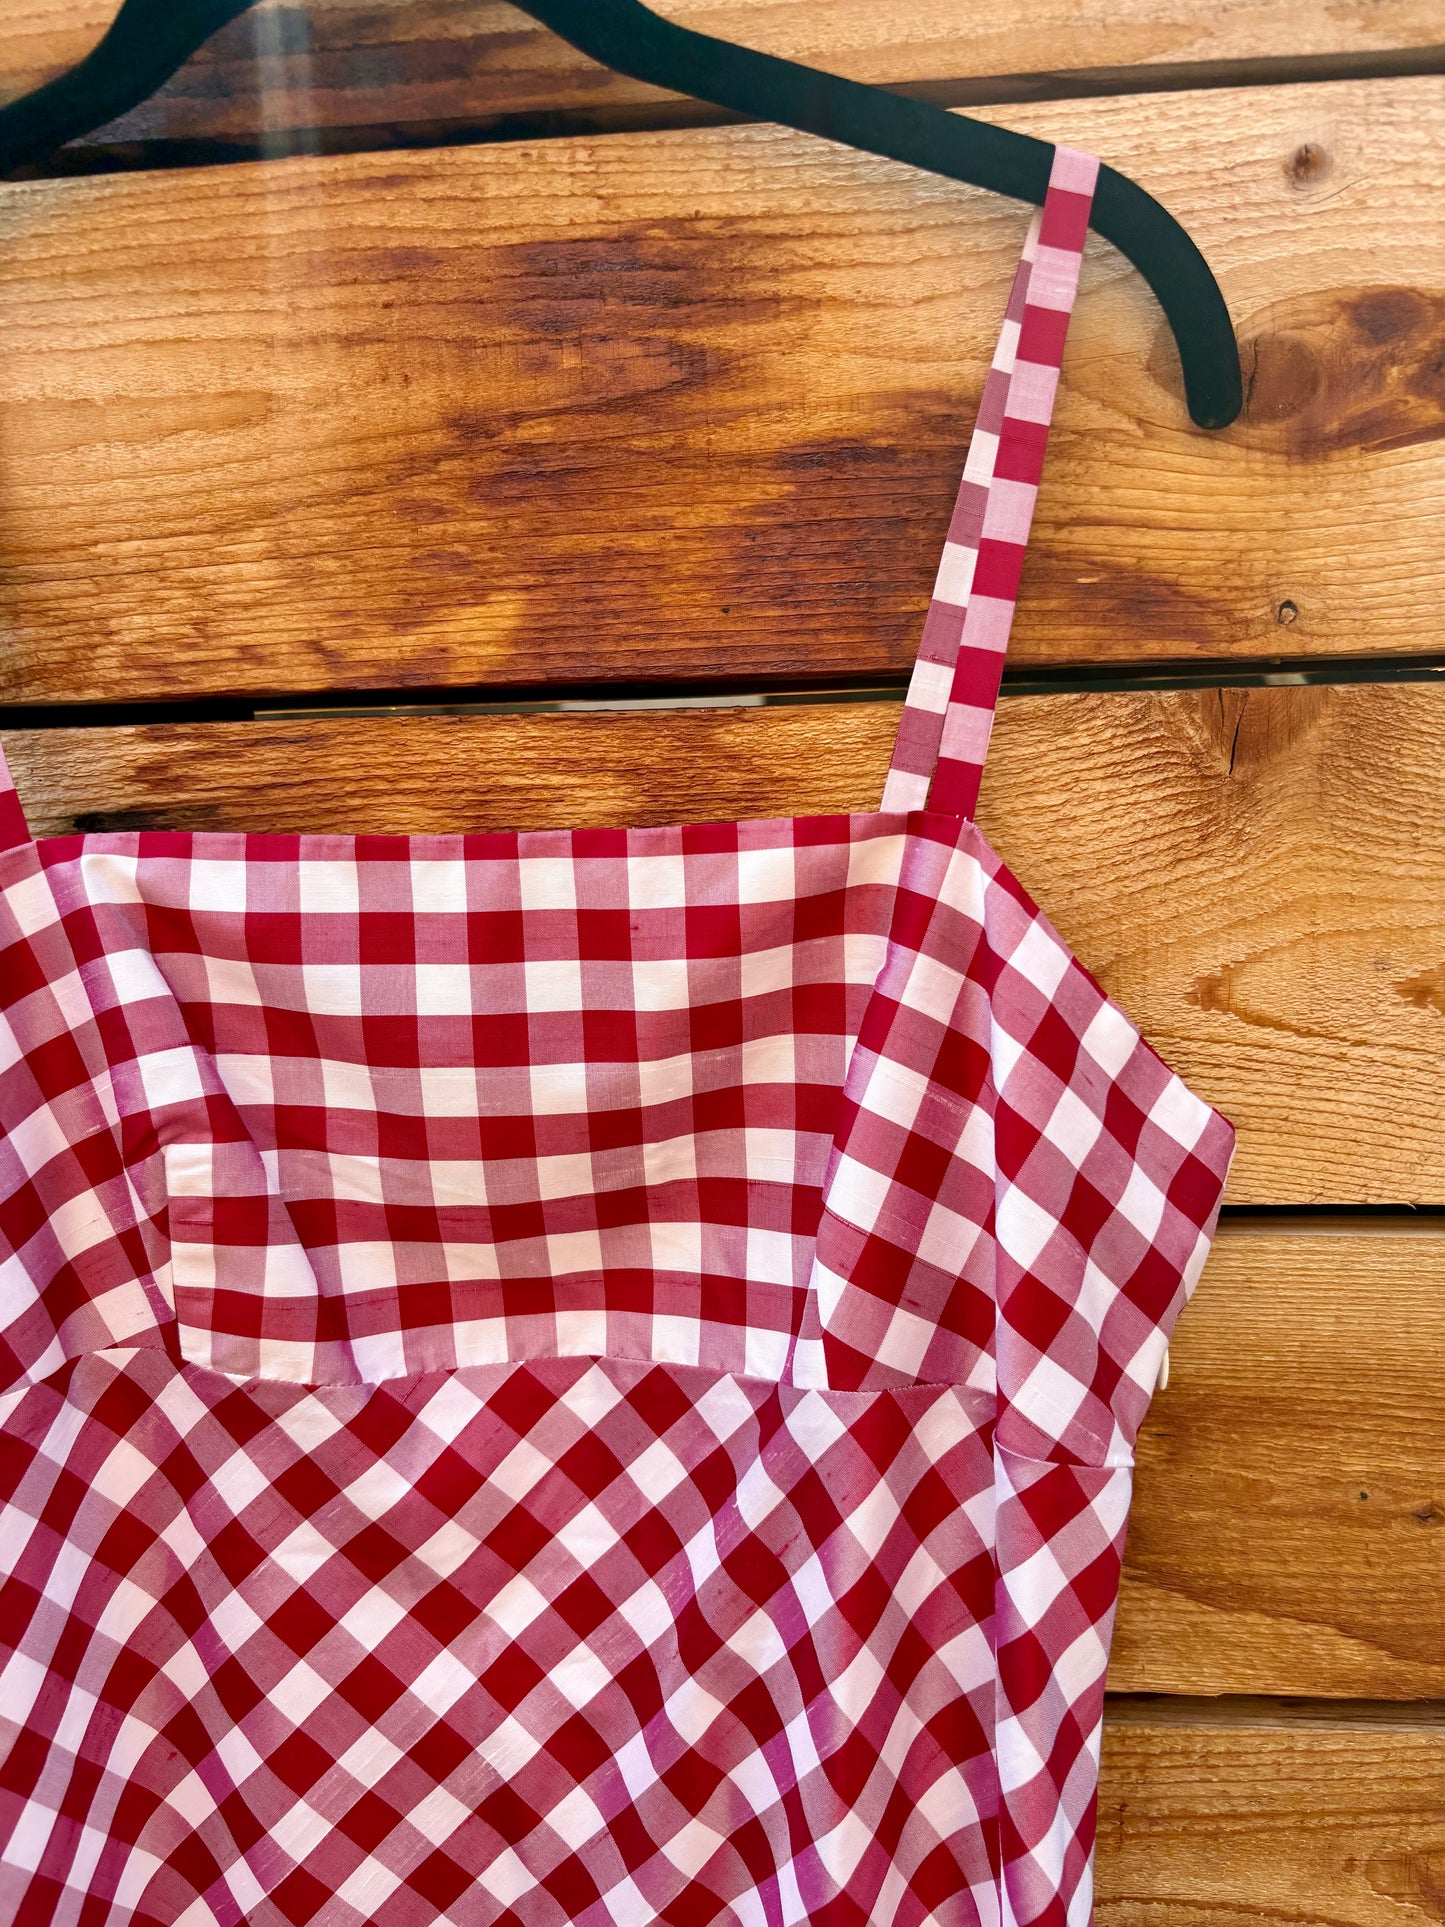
[0,149,1234,1927]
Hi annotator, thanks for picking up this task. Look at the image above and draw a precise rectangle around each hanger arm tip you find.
[1091,165,1242,429]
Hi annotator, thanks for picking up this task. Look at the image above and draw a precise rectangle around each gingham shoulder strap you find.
[0,746,29,855]
[882,144,1100,820]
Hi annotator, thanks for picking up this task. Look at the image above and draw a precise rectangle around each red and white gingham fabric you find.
[0,147,1234,1927]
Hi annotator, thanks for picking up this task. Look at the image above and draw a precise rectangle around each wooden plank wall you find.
[3,2,1443,1917]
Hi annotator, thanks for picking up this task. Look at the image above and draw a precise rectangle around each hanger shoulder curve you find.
[0,0,1241,427]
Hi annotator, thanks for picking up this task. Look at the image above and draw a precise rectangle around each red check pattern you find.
[0,147,1234,1927]
[883,145,1099,821]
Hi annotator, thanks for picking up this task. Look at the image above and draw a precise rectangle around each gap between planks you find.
[1105,1695,1445,1730]
[1217,1210,1445,1234]
[3,654,1445,735]
[14,43,1445,178]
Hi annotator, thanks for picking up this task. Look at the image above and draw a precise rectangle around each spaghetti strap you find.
[883,145,1100,819]
[0,747,29,855]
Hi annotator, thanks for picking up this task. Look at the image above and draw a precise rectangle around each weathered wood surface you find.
[1114,1223,1445,1698]
[5,0,1440,162]
[0,79,1442,701]
[6,682,1444,1204]
[1096,1704,1445,1925]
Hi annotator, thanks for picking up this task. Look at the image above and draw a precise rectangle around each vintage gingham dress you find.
[0,147,1234,1927]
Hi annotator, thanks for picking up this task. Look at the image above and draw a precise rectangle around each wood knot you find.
[1287,142,1332,189]
[1189,966,1243,1016]
[1395,967,1445,1016]
[1365,1847,1445,1914]
[1240,287,1445,454]
[1245,331,1323,424]
[1348,287,1429,345]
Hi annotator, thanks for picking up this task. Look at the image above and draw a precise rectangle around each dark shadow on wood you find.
[15,43,1445,179]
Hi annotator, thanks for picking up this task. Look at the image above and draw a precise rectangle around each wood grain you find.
[5,682,1444,1206]
[3,0,1440,161]
[1115,1223,1445,1698]
[0,79,1442,700]
[1096,1705,1445,1925]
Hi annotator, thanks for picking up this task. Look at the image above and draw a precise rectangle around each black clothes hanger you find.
[0,0,1243,428]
